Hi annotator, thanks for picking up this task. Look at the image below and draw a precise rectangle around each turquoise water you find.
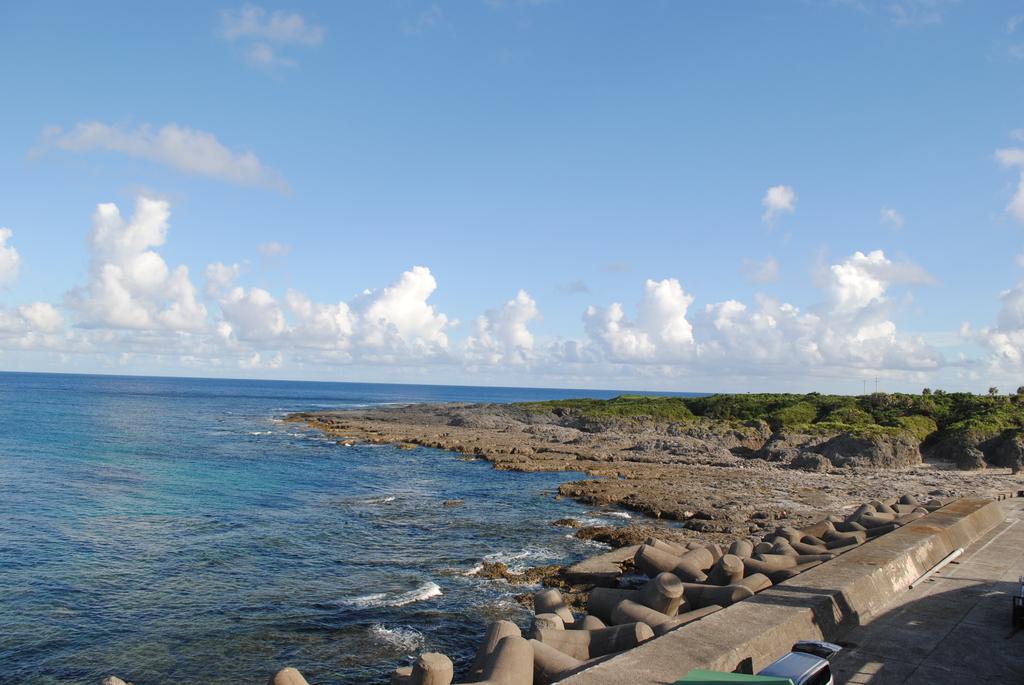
[0,373,641,684]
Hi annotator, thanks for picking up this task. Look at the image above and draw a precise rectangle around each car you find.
[756,641,842,685]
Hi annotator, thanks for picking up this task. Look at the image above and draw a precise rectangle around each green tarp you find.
[673,669,794,685]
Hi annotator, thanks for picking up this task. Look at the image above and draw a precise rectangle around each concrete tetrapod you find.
[706,554,744,586]
[727,539,754,558]
[392,654,455,685]
[638,572,685,615]
[456,635,534,685]
[534,589,575,625]
[102,678,131,685]
[609,599,715,636]
[574,615,607,631]
[644,537,686,556]
[634,545,707,583]
[269,668,310,685]
[534,622,654,661]
[531,613,565,635]
[468,621,522,681]
[587,588,640,623]
[679,581,755,609]
[531,639,584,685]
[798,519,836,539]
[768,560,822,584]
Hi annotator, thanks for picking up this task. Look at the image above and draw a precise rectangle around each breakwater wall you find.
[559,495,1010,684]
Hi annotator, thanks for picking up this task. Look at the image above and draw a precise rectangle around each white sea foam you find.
[606,511,631,519]
[364,495,396,504]
[345,582,443,609]
[248,430,274,436]
[370,624,425,653]
[480,546,557,573]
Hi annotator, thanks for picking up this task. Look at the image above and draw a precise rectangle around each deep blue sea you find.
[0,372,674,684]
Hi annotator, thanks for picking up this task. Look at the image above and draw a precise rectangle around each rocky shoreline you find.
[287,401,1020,538]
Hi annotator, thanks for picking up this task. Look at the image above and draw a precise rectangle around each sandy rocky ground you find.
[288,402,1022,552]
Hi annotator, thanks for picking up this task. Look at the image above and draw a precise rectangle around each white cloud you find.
[214,265,450,362]
[742,256,780,284]
[465,290,539,365]
[221,4,324,69]
[258,241,291,257]
[221,4,324,44]
[36,122,287,191]
[825,250,934,315]
[204,262,241,297]
[285,289,354,351]
[239,351,283,370]
[219,287,287,342]
[974,279,1024,372]
[0,228,21,285]
[1010,15,1024,33]
[584,278,696,362]
[880,207,904,229]
[350,266,450,357]
[66,197,208,332]
[885,0,956,26]
[577,250,940,377]
[761,185,796,223]
[18,302,63,333]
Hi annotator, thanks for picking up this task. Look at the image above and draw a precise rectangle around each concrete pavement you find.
[833,498,1024,684]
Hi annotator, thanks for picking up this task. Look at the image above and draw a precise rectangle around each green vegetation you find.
[517,390,1024,447]
[517,395,695,422]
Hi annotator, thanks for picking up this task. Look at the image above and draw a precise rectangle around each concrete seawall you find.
[560,497,1008,684]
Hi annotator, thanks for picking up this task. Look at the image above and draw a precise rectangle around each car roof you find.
[758,651,827,680]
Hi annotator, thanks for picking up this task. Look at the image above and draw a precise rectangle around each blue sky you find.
[2,0,1024,393]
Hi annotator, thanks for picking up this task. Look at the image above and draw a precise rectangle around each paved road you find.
[833,498,1024,684]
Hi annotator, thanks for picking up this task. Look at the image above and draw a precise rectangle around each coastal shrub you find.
[519,395,695,422]
[822,405,875,426]
[895,415,939,442]
[766,401,818,430]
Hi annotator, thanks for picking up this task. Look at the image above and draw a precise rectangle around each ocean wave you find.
[248,430,274,436]
[481,546,557,573]
[370,624,425,653]
[343,582,443,609]
[606,511,631,519]
[364,496,396,504]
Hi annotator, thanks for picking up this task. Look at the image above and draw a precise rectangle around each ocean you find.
[0,372,659,684]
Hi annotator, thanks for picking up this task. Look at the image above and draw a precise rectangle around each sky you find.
[2,0,1024,393]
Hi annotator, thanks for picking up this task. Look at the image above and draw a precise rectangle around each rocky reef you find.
[288,392,1021,535]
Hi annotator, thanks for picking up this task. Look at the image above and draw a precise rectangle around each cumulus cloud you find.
[0,301,67,354]
[350,266,450,357]
[0,228,21,285]
[825,250,935,315]
[204,262,241,297]
[577,250,940,376]
[973,270,1024,372]
[880,207,904,229]
[761,185,796,223]
[36,122,287,191]
[66,197,208,332]
[465,290,539,365]
[221,4,324,69]
[584,278,696,362]
[742,256,780,284]
[215,265,450,361]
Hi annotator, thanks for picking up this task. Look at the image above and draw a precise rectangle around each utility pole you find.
[862,379,867,395]
[874,377,879,393]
